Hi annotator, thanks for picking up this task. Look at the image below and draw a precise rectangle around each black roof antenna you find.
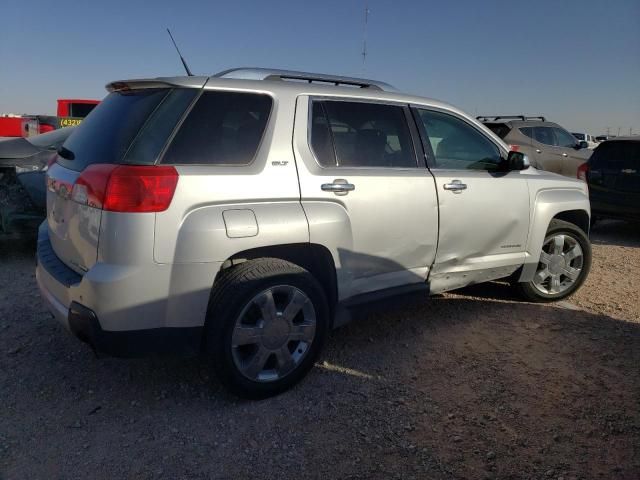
[166,28,193,76]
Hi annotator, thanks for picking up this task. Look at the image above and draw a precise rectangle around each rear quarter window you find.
[161,91,272,166]
[484,123,511,139]
[57,88,196,172]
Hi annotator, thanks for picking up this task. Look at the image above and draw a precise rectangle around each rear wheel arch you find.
[215,243,338,318]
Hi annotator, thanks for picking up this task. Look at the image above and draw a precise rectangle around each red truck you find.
[0,98,99,138]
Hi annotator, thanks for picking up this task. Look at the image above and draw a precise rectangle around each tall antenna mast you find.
[361,3,370,70]
[166,28,194,76]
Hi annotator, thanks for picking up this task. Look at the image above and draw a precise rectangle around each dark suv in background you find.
[479,116,591,178]
[578,137,640,224]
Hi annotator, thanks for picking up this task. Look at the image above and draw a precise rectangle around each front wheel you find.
[204,258,329,399]
[517,219,592,302]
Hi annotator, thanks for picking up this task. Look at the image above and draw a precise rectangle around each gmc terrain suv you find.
[478,115,592,177]
[37,68,592,398]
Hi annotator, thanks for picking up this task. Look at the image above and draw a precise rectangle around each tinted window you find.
[58,89,179,171]
[519,127,534,139]
[163,91,272,165]
[485,123,511,139]
[69,103,97,118]
[591,141,640,170]
[534,127,556,146]
[417,109,502,170]
[572,133,585,140]
[555,128,578,147]
[311,101,416,168]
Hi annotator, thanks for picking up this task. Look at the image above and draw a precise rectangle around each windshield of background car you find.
[57,88,197,172]
[572,133,585,140]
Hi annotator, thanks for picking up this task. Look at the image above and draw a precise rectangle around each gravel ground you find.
[1,221,639,479]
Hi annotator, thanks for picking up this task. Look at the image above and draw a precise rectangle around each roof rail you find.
[214,68,396,91]
[477,115,547,122]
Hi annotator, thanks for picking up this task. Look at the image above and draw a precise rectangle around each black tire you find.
[517,219,592,302]
[203,258,329,399]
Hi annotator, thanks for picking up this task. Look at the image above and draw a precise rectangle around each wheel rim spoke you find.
[552,235,565,254]
[549,274,561,293]
[275,346,295,375]
[539,252,553,266]
[562,266,581,281]
[244,346,271,378]
[564,244,582,262]
[255,290,278,323]
[281,290,307,323]
[289,323,316,342]
[232,325,263,347]
[533,268,551,286]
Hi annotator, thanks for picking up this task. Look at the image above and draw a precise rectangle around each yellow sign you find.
[59,117,83,127]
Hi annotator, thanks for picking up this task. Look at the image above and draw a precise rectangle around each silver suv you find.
[37,68,592,398]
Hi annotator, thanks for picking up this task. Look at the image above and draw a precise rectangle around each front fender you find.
[519,187,590,282]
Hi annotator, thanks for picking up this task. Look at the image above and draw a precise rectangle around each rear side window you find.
[58,88,196,172]
[519,127,534,139]
[533,127,556,146]
[484,123,511,139]
[310,100,416,168]
[554,128,578,147]
[162,91,272,165]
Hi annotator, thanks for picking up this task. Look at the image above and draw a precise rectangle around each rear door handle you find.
[321,179,355,196]
[443,179,467,193]
[535,149,542,153]
[562,153,568,157]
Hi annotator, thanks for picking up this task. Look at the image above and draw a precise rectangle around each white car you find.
[572,132,598,149]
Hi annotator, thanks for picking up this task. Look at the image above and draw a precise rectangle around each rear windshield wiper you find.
[57,146,75,160]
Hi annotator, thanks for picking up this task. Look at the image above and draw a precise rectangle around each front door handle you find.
[536,149,542,153]
[321,179,355,196]
[562,153,568,157]
[443,179,467,193]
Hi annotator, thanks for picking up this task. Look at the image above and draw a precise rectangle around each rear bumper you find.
[36,223,215,357]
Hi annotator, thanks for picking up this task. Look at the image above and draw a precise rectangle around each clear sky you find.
[1,0,638,135]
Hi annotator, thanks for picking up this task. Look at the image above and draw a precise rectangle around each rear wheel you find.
[204,258,329,399]
[517,219,591,302]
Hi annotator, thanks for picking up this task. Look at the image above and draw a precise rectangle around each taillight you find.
[71,164,179,212]
[509,144,520,152]
[577,162,589,182]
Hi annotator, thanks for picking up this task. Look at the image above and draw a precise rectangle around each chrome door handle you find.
[562,153,568,157]
[536,149,542,153]
[321,179,355,196]
[443,179,467,193]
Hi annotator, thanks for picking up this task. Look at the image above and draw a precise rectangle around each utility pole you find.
[606,126,611,136]
[629,127,632,136]
[361,2,370,72]
[617,127,621,137]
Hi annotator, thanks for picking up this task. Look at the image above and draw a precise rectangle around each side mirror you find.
[576,140,589,149]
[507,150,530,171]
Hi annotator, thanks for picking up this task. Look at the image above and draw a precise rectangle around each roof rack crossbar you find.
[213,68,396,91]
[477,115,546,122]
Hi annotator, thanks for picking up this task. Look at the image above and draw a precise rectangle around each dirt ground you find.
[1,221,639,479]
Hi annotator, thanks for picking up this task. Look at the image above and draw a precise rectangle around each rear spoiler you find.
[477,115,546,122]
[105,76,208,92]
